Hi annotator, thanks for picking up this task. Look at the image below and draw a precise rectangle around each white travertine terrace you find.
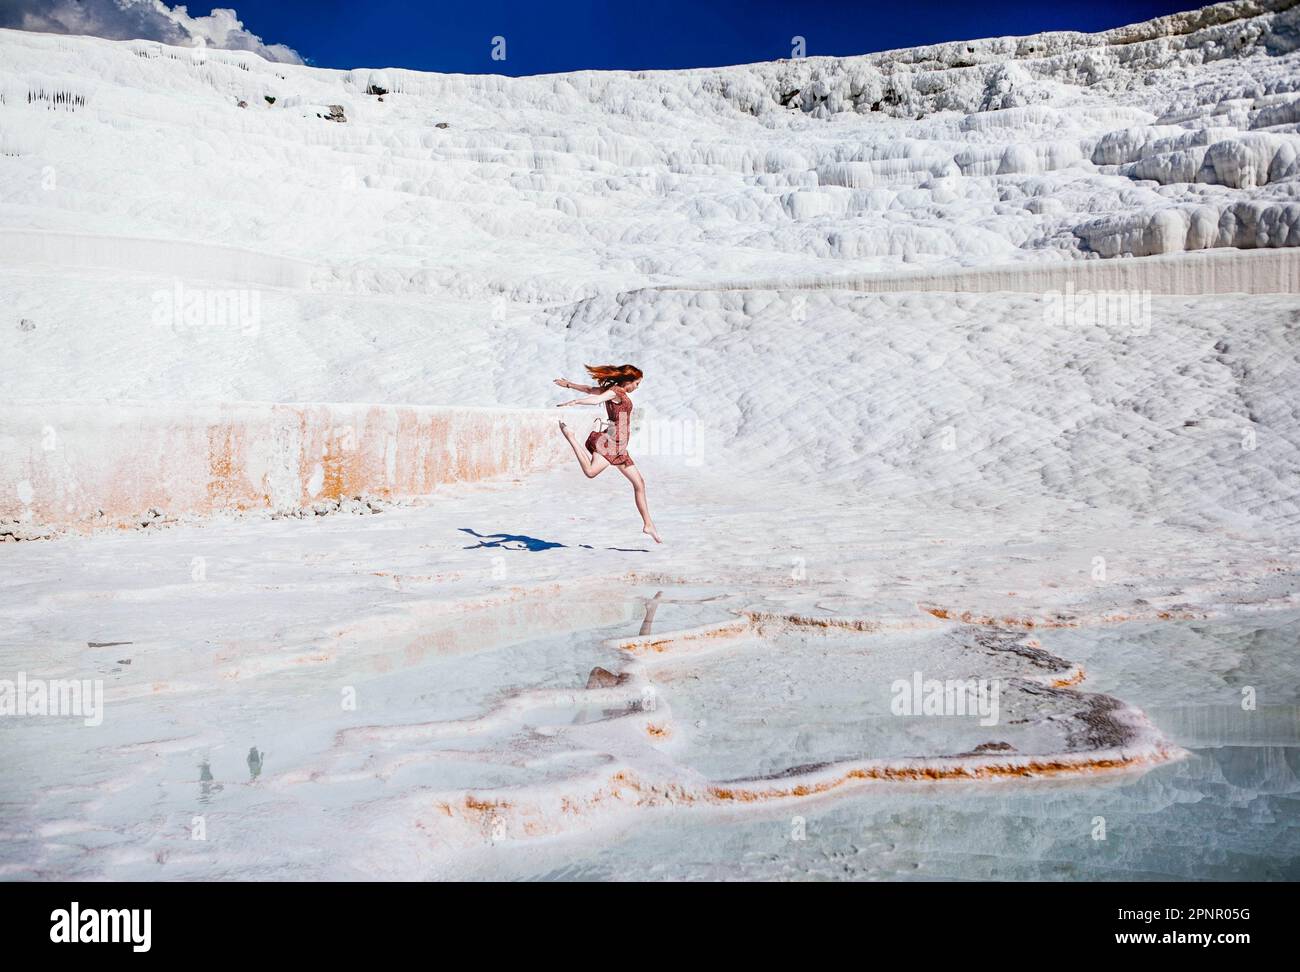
[1,0,1299,305]
[1,2,1299,877]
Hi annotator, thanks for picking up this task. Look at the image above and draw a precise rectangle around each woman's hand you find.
[553,378,570,389]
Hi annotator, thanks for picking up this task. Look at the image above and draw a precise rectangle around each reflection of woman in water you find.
[554,364,662,544]
[639,591,663,635]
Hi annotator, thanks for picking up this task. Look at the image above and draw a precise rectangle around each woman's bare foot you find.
[643,523,662,544]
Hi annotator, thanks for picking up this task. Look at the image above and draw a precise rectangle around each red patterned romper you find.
[585,386,634,466]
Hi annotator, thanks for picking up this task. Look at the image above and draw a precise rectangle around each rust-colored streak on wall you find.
[0,401,562,533]
[319,423,348,502]
[206,423,248,510]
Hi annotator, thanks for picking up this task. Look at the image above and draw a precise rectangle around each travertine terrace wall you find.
[0,401,561,533]
[0,230,315,289]
[656,246,1300,296]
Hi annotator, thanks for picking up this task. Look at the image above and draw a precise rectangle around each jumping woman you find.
[555,364,662,544]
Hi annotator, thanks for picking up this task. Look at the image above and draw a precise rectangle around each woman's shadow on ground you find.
[458,528,648,553]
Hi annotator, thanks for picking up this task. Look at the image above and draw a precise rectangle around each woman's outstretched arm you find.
[554,378,602,394]
[556,388,617,407]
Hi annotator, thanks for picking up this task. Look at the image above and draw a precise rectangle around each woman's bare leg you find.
[617,464,661,543]
[559,421,610,478]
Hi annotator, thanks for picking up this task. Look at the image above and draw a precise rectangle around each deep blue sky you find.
[233,0,1209,75]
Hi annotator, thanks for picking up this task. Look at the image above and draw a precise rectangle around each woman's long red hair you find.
[584,363,643,388]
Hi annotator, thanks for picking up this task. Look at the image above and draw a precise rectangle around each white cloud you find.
[0,0,304,63]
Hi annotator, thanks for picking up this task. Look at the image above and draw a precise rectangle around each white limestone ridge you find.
[0,0,1298,305]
